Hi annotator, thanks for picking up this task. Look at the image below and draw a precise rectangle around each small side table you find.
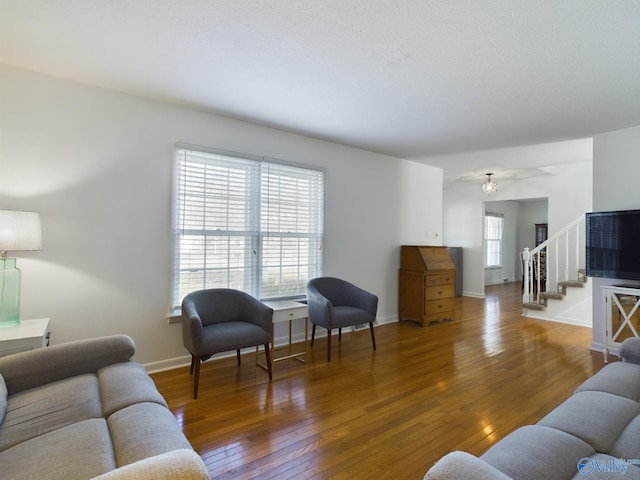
[0,318,50,357]
[257,300,309,373]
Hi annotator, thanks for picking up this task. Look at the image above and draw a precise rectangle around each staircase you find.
[522,215,592,327]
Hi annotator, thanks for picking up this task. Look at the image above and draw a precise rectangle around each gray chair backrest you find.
[182,288,261,327]
[308,277,359,306]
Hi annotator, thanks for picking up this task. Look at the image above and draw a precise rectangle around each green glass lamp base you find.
[0,317,19,328]
[0,257,21,329]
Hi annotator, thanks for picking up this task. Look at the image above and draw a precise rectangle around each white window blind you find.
[172,147,324,310]
[484,212,504,268]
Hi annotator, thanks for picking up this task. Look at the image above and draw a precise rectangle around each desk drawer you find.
[425,274,455,286]
[426,284,454,300]
[271,306,309,323]
[425,298,454,315]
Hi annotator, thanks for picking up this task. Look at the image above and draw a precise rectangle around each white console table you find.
[0,318,50,357]
[602,285,640,363]
[257,300,309,373]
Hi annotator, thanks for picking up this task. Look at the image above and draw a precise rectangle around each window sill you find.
[167,296,307,324]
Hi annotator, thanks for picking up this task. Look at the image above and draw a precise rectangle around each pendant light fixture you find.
[481,173,498,196]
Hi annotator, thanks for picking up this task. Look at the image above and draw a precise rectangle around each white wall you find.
[439,188,484,297]
[441,143,592,298]
[591,125,640,352]
[399,161,444,245]
[0,65,443,367]
[516,200,548,258]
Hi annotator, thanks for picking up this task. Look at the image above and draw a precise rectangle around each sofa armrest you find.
[619,337,640,365]
[0,334,135,394]
[91,449,209,480]
[424,452,513,480]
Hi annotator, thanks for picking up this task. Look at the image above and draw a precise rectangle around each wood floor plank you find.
[151,282,606,479]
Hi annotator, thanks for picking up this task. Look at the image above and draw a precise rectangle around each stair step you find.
[523,302,546,311]
[559,281,586,288]
[540,292,564,300]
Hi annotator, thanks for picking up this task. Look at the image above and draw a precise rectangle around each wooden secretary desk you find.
[399,245,456,327]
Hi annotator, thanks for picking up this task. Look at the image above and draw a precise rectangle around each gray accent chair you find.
[182,288,273,399]
[306,277,378,361]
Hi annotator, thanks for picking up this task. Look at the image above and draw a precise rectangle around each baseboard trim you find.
[144,316,397,374]
[553,315,592,328]
[144,355,191,374]
[463,291,486,299]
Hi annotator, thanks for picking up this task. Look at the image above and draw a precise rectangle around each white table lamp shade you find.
[0,210,42,253]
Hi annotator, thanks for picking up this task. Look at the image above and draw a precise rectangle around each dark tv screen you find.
[586,209,640,280]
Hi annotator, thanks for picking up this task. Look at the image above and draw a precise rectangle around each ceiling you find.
[1,1,639,183]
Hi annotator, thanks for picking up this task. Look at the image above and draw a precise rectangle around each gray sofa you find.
[425,337,640,480]
[0,335,209,480]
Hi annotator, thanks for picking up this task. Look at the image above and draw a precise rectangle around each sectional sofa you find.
[0,334,209,480]
[425,337,640,480]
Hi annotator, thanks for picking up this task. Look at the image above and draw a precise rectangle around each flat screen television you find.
[586,209,640,281]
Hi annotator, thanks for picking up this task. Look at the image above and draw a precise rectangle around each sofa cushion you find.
[425,451,513,480]
[575,362,640,401]
[0,335,135,394]
[0,373,102,452]
[92,449,210,480]
[108,402,193,467]
[0,418,116,480]
[538,390,640,453]
[620,337,640,365]
[97,362,167,417]
[0,373,6,424]
[480,425,595,480]
[609,413,640,460]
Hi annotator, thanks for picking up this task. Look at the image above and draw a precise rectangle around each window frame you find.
[484,212,504,268]
[171,145,324,313]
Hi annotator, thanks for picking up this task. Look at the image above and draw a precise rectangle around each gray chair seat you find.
[201,322,271,353]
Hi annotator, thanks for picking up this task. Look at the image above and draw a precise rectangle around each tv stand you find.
[602,285,640,362]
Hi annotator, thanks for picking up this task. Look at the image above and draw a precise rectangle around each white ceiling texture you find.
[1,1,639,184]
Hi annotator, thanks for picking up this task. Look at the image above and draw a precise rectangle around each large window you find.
[484,212,504,268]
[171,146,324,311]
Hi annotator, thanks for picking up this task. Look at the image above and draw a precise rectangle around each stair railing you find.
[522,214,586,304]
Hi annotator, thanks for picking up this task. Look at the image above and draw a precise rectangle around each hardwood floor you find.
[151,282,606,479]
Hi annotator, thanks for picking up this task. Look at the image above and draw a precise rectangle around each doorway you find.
[483,198,548,287]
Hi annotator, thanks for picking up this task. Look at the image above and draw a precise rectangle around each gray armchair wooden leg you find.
[193,357,201,399]
[263,343,273,380]
[369,322,377,351]
[189,354,196,375]
[311,324,316,346]
[327,328,332,362]
[236,349,241,366]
